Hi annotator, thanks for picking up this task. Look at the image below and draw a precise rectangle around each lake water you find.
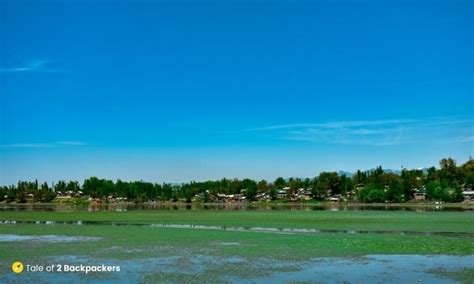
[2,203,472,283]
[2,254,473,283]
[3,222,474,238]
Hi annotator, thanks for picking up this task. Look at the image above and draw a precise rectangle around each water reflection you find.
[0,203,472,212]
[2,221,473,237]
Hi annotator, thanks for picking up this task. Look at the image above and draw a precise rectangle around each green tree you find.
[358,185,386,203]
[16,191,28,203]
[161,183,173,200]
[54,180,67,193]
[66,181,80,192]
[6,190,16,203]
[386,179,404,202]
[439,158,458,187]
[314,172,341,197]
[426,180,449,201]
[274,177,286,188]
[242,178,257,201]
[257,180,268,191]
[0,187,7,202]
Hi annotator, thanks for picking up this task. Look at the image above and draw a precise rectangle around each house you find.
[462,189,474,201]
[256,192,270,201]
[56,195,72,200]
[89,198,102,205]
[56,191,82,198]
[231,194,246,202]
[276,189,286,199]
[216,193,227,201]
[293,188,312,201]
[327,195,340,202]
[413,186,427,201]
[213,193,247,203]
[355,183,364,191]
[414,192,426,201]
[194,192,205,200]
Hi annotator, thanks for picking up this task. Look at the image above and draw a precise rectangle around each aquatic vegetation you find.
[1,209,473,282]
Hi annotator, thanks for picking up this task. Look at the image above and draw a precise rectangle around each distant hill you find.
[337,168,431,177]
[383,169,402,175]
[337,171,354,177]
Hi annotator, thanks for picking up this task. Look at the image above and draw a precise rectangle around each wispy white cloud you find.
[0,143,56,149]
[458,135,474,143]
[284,125,405,146]
[245,119,414,131]
[55,141,86,146]
[248,116,474,146]
[0,59,60,73]
[0,141,86,149]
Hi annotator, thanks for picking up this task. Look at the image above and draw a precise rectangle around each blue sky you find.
[0,0,473,185]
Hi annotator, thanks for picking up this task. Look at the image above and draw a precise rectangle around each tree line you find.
[0,158,473,204]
